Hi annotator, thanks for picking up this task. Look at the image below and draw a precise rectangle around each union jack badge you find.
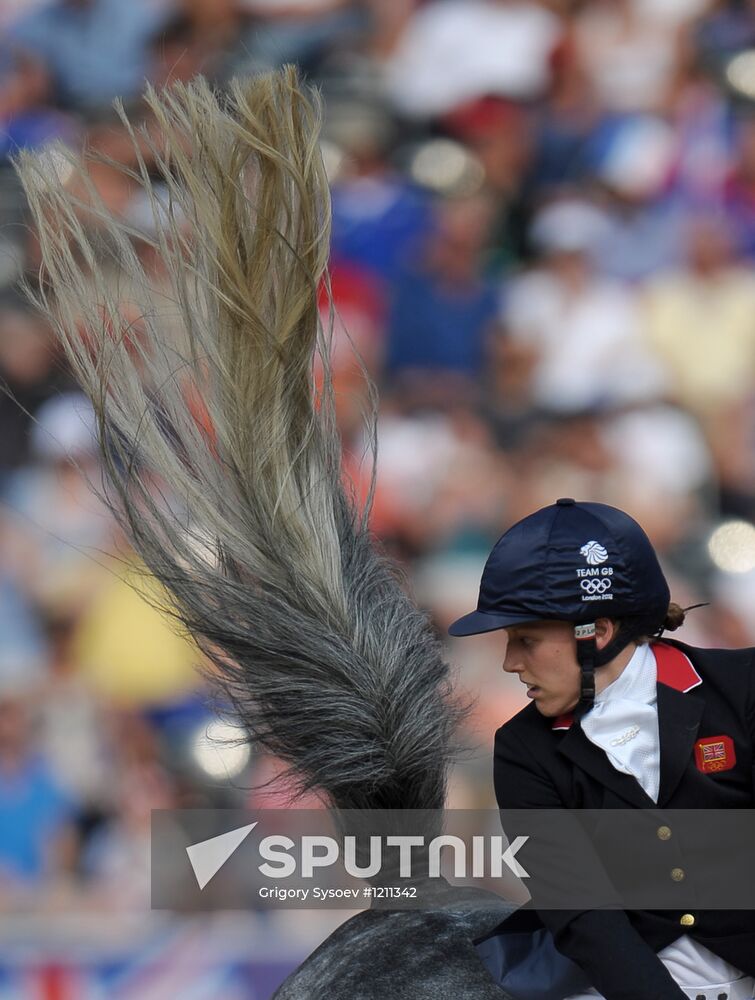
[694,735,736,774]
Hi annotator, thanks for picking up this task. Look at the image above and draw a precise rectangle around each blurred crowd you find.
[3,0,755,988]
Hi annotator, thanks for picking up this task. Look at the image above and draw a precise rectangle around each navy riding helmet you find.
[448,498,671,713]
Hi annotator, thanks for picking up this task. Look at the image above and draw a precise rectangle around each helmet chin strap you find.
[574,615,660,718]
[574,622,597,719]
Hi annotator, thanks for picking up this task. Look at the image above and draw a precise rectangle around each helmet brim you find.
[447,609,543,637]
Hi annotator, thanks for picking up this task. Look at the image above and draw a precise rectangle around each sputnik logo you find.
[186,822,257,890]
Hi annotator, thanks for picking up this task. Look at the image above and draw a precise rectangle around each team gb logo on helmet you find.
[580,541,608,565]
[577,541,613,600]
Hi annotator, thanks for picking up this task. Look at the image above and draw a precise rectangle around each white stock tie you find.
[579,643,660,803]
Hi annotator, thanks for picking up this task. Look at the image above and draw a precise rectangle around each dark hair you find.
[595,602,686,666]
[662,602,686,632]
[625,602,687,649]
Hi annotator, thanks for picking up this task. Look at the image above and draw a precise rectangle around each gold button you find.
[657,825,672,841]
[680,913,695,927]
[671,867,685,882]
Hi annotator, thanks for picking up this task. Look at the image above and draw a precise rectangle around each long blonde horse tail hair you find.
[14,67,466,810]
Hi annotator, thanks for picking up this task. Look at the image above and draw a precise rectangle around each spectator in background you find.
[0,33,49,128]
[36,616,115,820]
[503,198,668,414]
[322,262,385,377]
[147,6,214,90]
[18,113,164,244]
[385,193,499,389]
[587,115,685,283]
[158,0,248,80]
[367,402,510,559]
[384,0,563,118]
[0,693,77,889]
[596,403,715,570]
[0,583,49,712]
[6,0,173,115]
[573,0,685,114]
[81,711,175,909]
[642,212,755,419]
[220,0,367,78]
[360,0,417,62]
[531,15,604,191]
[700,391,755,523]
[0,299,67,477]
[1,392,113,624]
[317,259,386,449]
[329,97,433,286]
[0,27,78,159]
[724,115,755,260]
[70,554,204,712]
[662,38,734,209]
[442,97,535,271]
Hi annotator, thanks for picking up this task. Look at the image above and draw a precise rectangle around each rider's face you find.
[502,621,582,718]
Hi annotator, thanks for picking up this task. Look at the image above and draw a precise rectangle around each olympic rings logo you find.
[580,578,612,595]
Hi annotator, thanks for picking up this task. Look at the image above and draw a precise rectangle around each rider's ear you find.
[594,618,619,651]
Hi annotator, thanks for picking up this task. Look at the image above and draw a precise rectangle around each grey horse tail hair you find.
[14,67,468,811]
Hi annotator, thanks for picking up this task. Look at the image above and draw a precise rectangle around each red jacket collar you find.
[551,641,702,731]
